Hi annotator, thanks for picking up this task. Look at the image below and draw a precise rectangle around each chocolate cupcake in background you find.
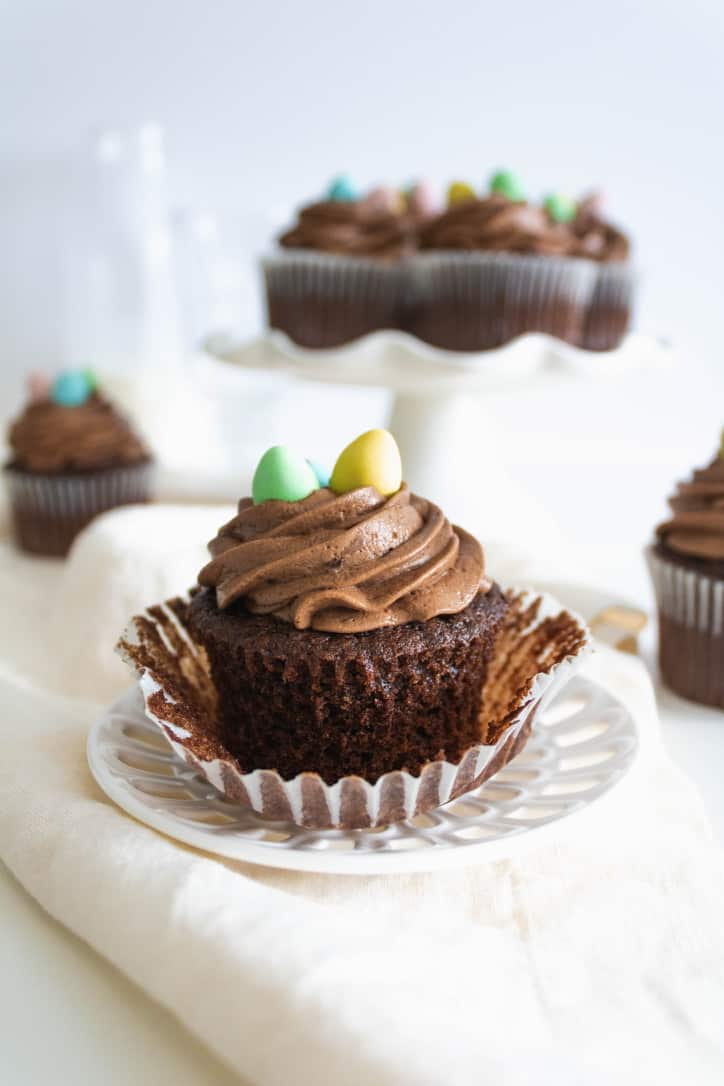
[571,192,634,351]
[5,370,153,557]
[263,176,416,348]
[647,441,724,708]
[405,172,633,352]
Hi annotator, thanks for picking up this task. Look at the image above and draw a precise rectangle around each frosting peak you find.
[657,454,724,560]
[198,484,489,632]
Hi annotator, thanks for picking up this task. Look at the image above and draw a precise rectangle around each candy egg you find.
[327,175,358,202]
[51,370,92,408]
[489,169,525,201]
[407,180,441,219]
[544,193,577,224]
[27,371,51,403]
[447,181,476,207]
[82,367,98,392]
[330,429,402,497]
[360,186,404,215]
[252,445,320,505]
[306,458,330,488]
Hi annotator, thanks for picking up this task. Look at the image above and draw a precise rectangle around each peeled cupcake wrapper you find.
[117,588,591,830]
[262,250,404,348]
[5,462,153,557]
[403,251,599,352]
[646,546,724,709]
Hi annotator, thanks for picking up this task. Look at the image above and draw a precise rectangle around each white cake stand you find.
[205,330,671,544]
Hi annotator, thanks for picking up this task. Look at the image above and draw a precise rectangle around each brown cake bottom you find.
[187,586,509,784]
[649,542,724,708]
[4,461,153,557]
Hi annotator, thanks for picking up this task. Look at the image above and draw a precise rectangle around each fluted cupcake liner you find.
[4,462,153,557]
[116,588,591,830]
[579,262,635,351]
[262,250,404,349]
[401,251,599,352]
[647,546,724,709]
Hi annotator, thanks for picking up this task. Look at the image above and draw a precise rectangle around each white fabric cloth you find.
[1,505,724,1086]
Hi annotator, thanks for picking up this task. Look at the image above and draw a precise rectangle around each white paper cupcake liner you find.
[581,262,635,351]
[4,461,153,556]
[401,250,598,351]
[262,250,404,347]
[646,545,724,707]
[117,588,591,830]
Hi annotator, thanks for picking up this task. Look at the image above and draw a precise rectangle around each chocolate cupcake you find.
[263,177,416,348]
[571,193,633,351]
[119,430,590,828]
[405,174,632,352]
[5,370,153,557]
[647,442,724,707]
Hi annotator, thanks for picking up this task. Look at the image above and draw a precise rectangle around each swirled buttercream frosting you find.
[278,199,414,261]
[420,193,629,262]
[656,454,724,560]
[419,194,572,256]
[198,483,489,632]
[8,394,150,473]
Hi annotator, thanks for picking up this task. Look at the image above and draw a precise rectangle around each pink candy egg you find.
[407,180,442,219]
[27,371,51,403]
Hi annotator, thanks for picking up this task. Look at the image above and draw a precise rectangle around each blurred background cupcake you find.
[262,175,420,348]
[4,370,153,557]
[647,435,724,707]
[404,171,633,352]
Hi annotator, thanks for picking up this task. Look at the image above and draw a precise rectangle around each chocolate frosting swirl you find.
[419,195,573,256]
[8,393,150,473]
[198,484,489,633]
[656,454,724,560]
[420,193,629,263]
[571,193,629,262]
[279,199,414,261]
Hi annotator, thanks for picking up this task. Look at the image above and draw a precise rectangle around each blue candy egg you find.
[51,371,92,408]
[327,175,357,202]
[307,458,330,488]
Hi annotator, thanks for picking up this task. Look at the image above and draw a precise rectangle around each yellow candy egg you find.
[447,181,476,207]
[330,429,402,497]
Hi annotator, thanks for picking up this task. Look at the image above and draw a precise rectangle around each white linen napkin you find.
[1,507,723,1086]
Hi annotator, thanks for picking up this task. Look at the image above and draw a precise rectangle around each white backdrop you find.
[2,0,724,575]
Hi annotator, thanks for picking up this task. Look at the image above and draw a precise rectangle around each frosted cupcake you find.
[263,176,419,348]
[119,429,589,828]
[406,172,632,352]
[647,439,724,707]
[5,370,153,557]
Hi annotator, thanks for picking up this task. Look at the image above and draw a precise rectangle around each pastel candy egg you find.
[27,371,51,403]
[544,193,577,224]
[330,429,402,498]
[327,175,358,202]
[252,445,320,505]
[447,181,476,207]
[360,185,404,215]
[51,370,92,408]
[82,367,98,392]
[407,180,441,219]
[490,169,525,201]
[307,458,330,488]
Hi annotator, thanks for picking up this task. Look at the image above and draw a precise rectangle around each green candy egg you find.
[490,170,525,202]
[252,445,320,505]
[82,367,98,392]
[544,193,577,224]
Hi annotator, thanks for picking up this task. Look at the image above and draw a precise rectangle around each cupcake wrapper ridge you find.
[117,589,591,830]
[5,462,153,557]
[647,546,724,708]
